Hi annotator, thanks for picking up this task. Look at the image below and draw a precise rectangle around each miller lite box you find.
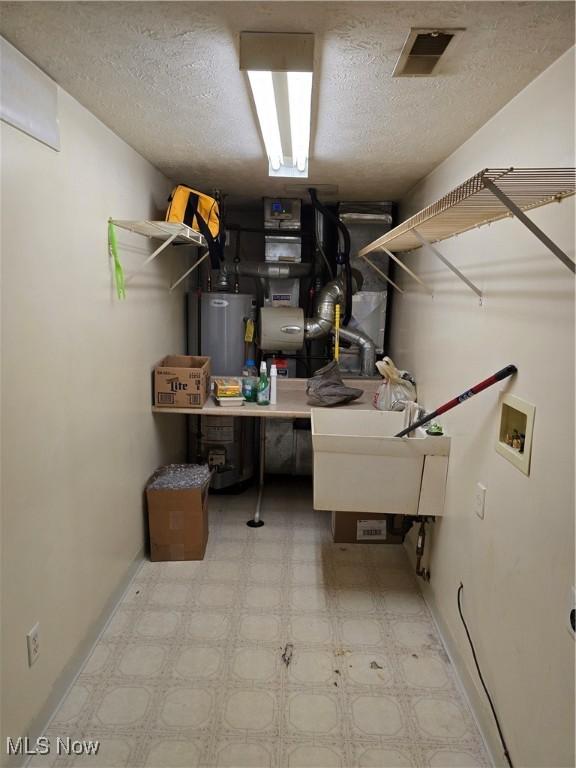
[154,355,211,408]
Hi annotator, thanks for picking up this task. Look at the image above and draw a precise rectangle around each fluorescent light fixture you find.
[247,71,283,171]
[240,32,314,178]
[287,71,312,174]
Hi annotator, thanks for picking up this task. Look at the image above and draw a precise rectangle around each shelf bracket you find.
[169,249,210,292]
[413,229,483,299]
[483,178,575,274]
[125,231,179,284]
[359,254,404,294]
[380,246,434,296]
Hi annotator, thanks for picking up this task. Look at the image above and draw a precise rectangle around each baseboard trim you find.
[421,585,499,767]
[404,536,499,767]
[10,549,146,768]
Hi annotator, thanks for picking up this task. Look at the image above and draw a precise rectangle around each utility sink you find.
[311,408,450,517]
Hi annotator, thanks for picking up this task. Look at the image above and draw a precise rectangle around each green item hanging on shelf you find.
[108,220,126,299]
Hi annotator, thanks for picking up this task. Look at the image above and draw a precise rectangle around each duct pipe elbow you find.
[304,316,333,339]
[339,327,376,377]
[303,277,350,341]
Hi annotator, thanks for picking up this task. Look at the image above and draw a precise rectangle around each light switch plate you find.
[26,622,40,666]
[474,483,486,519]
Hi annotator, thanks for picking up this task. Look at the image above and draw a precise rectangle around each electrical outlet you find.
[26,623,40,666]
[474,483,486,519]
[568,586,576,638]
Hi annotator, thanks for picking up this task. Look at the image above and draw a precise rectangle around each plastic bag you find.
[373,357,417,411]
[147,464,212,490]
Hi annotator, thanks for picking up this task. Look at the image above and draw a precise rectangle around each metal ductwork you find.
[304,277,376,376]
[232,262,311,279]
[304,279,346,339]
[256,274,376,375]
[339,327,376,377]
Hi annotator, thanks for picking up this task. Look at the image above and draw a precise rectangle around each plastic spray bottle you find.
[256,361,270,405]
[270,363,278,405]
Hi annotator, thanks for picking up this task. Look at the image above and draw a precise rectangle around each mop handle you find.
[395,364,518,438]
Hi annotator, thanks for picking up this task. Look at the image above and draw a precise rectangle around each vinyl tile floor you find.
[33,479,491,768]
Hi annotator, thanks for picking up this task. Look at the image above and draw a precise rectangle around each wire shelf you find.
[111,220,205,247]
[359,167,576,256]
[109,219,207,294]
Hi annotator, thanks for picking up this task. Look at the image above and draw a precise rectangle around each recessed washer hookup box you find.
[154,355,211,408]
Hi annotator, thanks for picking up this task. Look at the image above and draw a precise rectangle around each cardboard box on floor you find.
[331,512,405,545]
[154,355,211,408]
[147,476,210,561]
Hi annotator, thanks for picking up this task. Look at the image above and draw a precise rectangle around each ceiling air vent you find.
[393,28,465,77]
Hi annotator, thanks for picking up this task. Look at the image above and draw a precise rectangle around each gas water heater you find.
[187,291,257,490]
[196,292,256,376]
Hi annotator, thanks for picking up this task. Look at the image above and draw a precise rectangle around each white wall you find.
[390,49,575,767]
[1,87,187,750]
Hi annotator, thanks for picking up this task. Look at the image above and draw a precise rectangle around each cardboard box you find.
[331,512,405,545]
[154,355,211,408]
[147,474,210,561]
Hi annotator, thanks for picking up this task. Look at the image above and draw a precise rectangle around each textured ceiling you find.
[1,2,574,203]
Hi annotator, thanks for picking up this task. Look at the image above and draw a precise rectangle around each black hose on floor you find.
[457,583,514,768]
